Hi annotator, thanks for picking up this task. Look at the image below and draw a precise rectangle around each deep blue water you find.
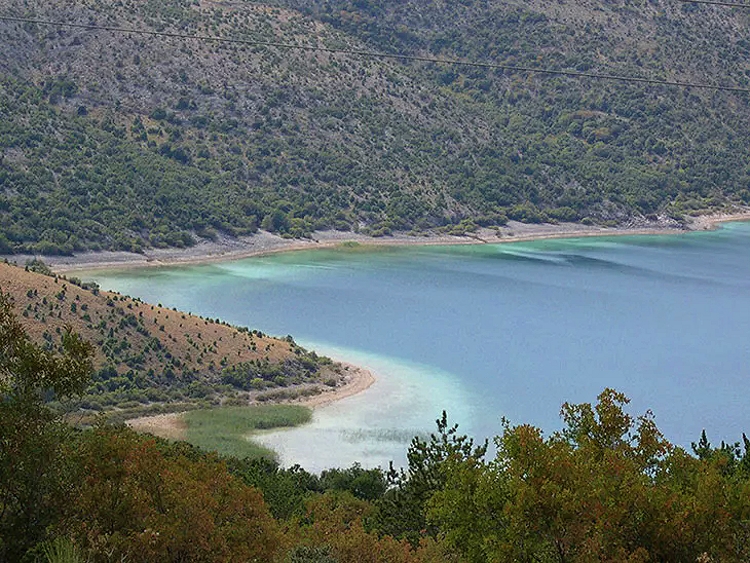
[85,223,750,469]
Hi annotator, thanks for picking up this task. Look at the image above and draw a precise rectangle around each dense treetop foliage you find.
[2,300,750,561]
[2,0,750,253]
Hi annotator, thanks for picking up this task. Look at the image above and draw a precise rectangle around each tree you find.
[59,428,282,563]
[320,463,387,502]
[291,492,443,563]
[375,411,487,545]
[0,293,93,560]
[229,456,323,519]
[692,429,750,476]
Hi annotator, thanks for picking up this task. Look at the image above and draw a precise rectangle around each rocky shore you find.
[8,212,749,274]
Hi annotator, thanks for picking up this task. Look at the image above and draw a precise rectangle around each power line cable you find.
[1,15,749,93]
[676,0,750,7]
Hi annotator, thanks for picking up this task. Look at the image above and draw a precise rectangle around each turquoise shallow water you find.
[253,343,476,472]
[86,223,750,469]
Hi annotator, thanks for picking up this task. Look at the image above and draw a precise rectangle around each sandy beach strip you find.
[7,210,750,275]
[297,362,376,409]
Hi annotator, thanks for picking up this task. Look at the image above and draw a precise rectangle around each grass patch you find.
[183,404,312,459]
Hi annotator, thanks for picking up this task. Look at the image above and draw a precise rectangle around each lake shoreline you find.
[8,211,750,275]
[69,211,750,462]
[297,362,376,409]
[126,360,376,441]
[23,210,750,448]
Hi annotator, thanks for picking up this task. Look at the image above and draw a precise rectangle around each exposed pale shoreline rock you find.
[6,211,750,275]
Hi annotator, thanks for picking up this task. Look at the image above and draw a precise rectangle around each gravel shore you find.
[8,212,749,274]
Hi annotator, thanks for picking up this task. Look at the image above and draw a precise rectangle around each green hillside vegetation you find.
[0,261,344,420]
[2,0,750,254]
[2,300,750,562]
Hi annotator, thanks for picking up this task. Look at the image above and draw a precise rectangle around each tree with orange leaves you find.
[57,426,282,563]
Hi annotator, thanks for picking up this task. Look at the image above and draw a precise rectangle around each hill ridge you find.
[0,260,345,420]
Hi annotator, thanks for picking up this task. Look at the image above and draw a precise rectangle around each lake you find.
[85,222,750,471]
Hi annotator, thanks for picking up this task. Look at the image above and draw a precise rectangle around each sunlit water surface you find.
[85,223,750,471]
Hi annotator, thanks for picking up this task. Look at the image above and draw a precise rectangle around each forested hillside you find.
[2,0,750,253]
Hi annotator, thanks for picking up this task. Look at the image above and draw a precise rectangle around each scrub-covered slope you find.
[1,0,749,254]
[0,261,343,417]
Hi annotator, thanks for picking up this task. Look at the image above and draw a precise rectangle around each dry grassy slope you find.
[0,261,325,390]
